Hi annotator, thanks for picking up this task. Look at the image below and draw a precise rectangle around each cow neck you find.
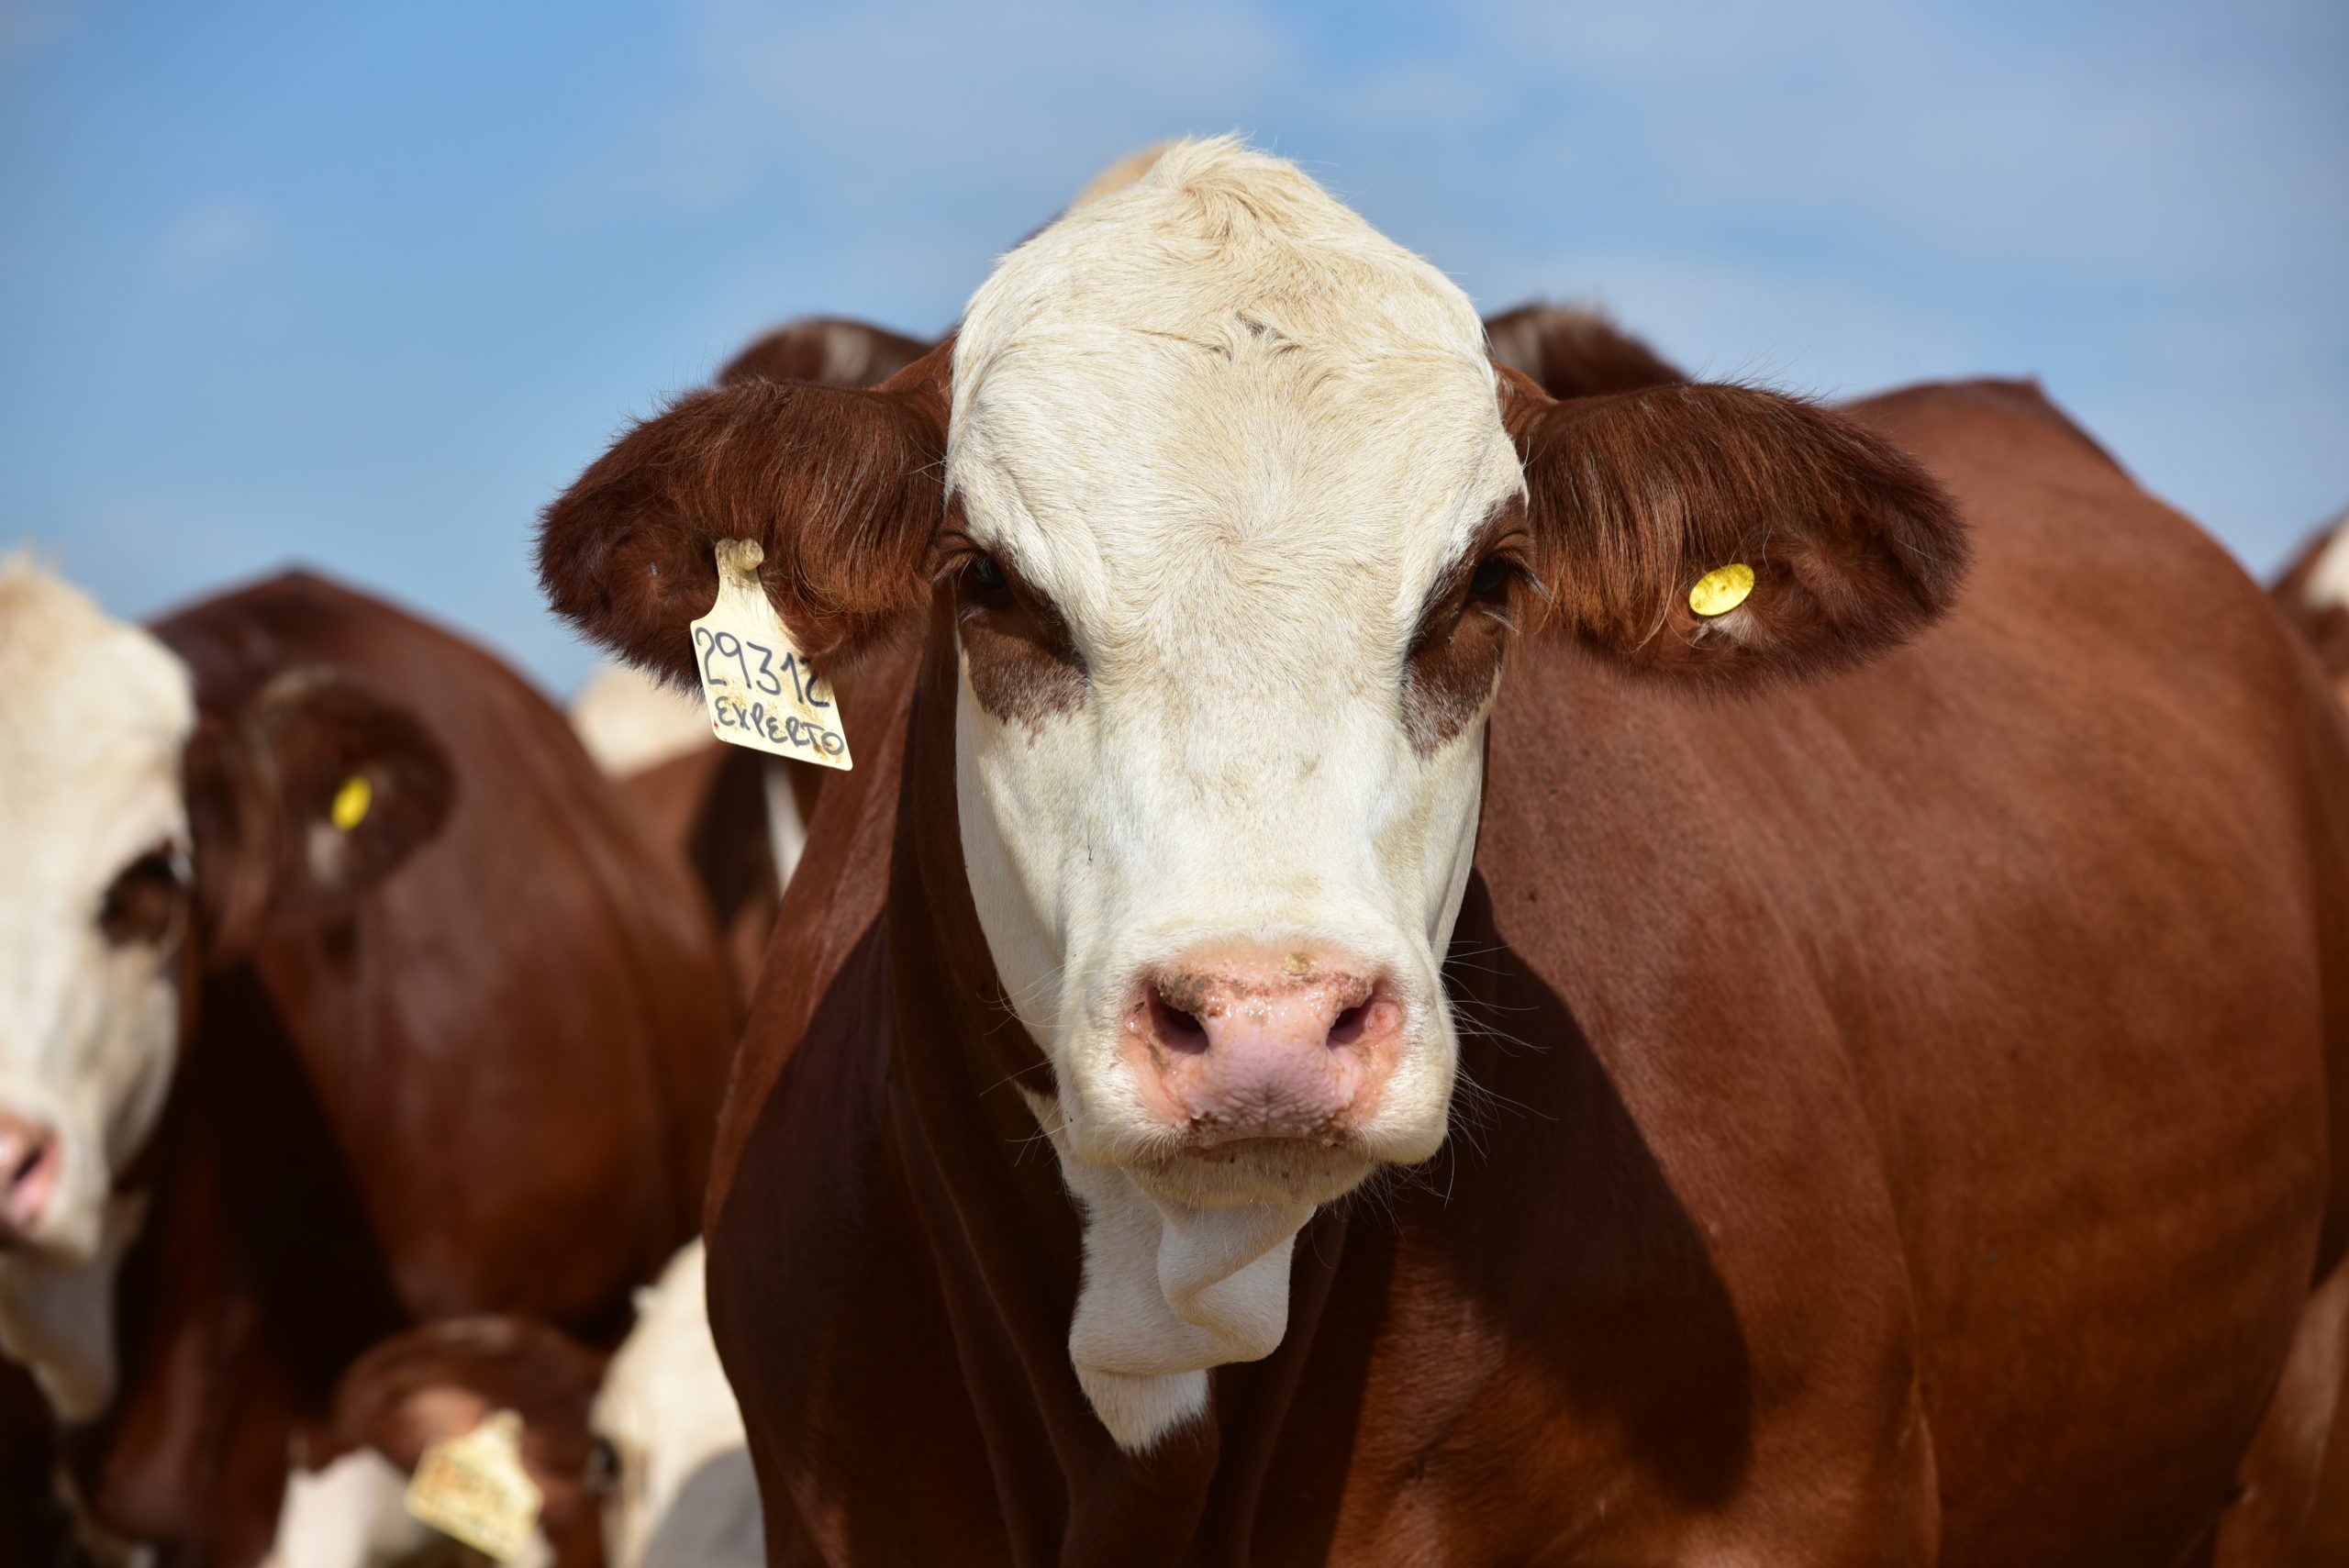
[880,614,1351,1554]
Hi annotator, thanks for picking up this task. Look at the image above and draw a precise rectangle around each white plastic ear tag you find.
[404,1409,542,1562]
[688,539,852,771]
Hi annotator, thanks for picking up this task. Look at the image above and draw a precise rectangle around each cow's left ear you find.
[1500,365,1968,688]
[185,668,454,965]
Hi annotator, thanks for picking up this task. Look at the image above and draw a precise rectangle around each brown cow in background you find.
[0,565,737,1564]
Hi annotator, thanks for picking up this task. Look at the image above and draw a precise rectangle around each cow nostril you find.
[6,1141,41,1189]
[1328,1001,1373,1048]
[1146,991,1211,1054]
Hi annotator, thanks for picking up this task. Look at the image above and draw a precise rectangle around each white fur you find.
[0,559,192,1417]
[569,662,710,776]
[263,1444,555,1568]
[2306,512,2349,614]
[943,140,1513,1447]
[262,1449,436,1568]
[593,1240,761,1568]
[1028,1090,1307,1449]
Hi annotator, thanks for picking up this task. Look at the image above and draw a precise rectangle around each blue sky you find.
[4,0,2343,695]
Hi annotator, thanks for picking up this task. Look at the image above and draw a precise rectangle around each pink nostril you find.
[0,1115,61,1244]
[1146,989,1212,1055]
[1328,1000,1373,1048]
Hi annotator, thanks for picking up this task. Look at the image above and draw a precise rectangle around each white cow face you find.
[0,563,195,1267]
[943,164,1523,1211]
[540,139,1965,1447]
[0,562,453,1418]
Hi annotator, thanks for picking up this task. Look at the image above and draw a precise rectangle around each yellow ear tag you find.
[330,775,373,832]
[687,538,852,771]
[1688,562,1755,617]
[404,1408,542,1562]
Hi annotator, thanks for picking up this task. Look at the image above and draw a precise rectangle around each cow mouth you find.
[1131,1136,1376,1208]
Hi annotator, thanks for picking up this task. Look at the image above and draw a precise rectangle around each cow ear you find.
[186,668,454,965]
[1485,303,1685,400]
[1499,366,1968,688]
[321,1317,607,1476]
[539,336,952,686]
[717,316,935,391]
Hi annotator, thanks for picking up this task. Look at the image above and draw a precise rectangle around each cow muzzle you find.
[1120,942,1406,1151]
[0,1107,64,1251]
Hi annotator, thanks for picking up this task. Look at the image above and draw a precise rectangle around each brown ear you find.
[322,1317,607,1475]
[539,337,952,684]
[717,317,936,391]
[185,667,454,964]
[1485,303,1685,399]
[1501,365,1967,688]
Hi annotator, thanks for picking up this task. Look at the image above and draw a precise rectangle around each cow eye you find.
[99,844,189,947]
[584,1435,621,1495]
[1467,556,1513,602]
[966,553,1010,595]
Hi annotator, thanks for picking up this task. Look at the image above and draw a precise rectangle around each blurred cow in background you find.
[275,1240,756,1568]
[0,562,739,1564]
[2273,508,2349,695]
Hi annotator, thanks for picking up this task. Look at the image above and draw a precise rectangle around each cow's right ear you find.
[538,337,953,685]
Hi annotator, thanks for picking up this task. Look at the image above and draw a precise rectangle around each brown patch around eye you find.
[99,843,190,948]
[1402,506,1532,754]
[946,538,1086,730]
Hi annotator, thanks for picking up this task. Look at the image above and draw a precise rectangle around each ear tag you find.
[1688,562,1755,617]
[687,539,852,771]
[404,1408,542,1562]
[330,775,372,832]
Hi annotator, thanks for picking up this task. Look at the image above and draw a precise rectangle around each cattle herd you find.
[4,138,2349,1566]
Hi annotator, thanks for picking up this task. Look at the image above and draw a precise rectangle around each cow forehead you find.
[947,139,1520,644]
[0,562,195,884]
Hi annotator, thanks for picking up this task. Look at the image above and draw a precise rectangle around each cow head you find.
[539,139,1964,1446]
[0,561,451,1416]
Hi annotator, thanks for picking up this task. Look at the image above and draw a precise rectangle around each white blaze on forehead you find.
[0,557,193,1414]
[593,1241,761,1568]
[941,142,1516,1450]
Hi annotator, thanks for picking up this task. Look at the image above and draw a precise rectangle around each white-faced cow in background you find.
[0,562,738,1565]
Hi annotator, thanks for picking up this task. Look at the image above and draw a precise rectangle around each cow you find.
[0,562,739,1564]
[278,1239,758,1568]
[540,137,2349,1562]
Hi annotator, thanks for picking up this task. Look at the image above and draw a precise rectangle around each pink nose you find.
[1122,944,1406,1146]
[0,1111,62,1247]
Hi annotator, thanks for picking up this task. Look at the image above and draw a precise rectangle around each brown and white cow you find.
[540,139,2349,1563]
[280,1238,759,1568]
[0,563,738,1564]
